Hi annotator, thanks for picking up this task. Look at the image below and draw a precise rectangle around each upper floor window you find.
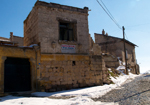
[59,21,76,41]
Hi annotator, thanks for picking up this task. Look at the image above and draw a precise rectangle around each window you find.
[59,22,76,41]
[72,61,76,66]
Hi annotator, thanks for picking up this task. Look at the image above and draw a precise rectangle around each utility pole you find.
[123,26,128,75]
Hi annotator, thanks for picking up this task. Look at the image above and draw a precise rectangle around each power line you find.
[96,1,130,41]
[97,0,121,29]
[97,0,129,75]
[96,0,122,30]
[99,0,121,28]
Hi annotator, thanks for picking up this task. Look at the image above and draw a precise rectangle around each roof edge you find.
[95,33,138,47]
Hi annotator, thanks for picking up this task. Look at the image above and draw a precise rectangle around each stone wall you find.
[0,45,108,95]
[0,45,39,96]
[0,37,9,41]
[90,55,107,85]
[24,1,89,54]
[10,35,24,46]
[24,6,39,46]
[95,33,122,57]
[95,33,139,72]
[38,54,104,92]
[89,34,94,54]
[103,54,119,68]
[95,33,136,64]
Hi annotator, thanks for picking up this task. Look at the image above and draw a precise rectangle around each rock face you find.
[93,74,150,105]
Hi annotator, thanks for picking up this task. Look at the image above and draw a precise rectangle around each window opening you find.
[72,61,76,66]
[59,22,76,41]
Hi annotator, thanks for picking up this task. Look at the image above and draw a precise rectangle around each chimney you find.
[106,33,108,36]
[10,32,13,41]
[102,29,105,35]
[84,7,89,13]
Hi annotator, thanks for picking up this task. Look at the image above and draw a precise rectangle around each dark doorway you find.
[4,57,31,92]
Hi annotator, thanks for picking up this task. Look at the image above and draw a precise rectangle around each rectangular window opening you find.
[59,21,76,41]
[72,61,76,66]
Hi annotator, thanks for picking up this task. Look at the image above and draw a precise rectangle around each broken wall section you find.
[90,42,110,84]
[90,55,107,85]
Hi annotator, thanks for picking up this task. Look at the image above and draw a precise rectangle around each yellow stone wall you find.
[0,45,105,94]
[0,45,39,96]
[39,54,104,92]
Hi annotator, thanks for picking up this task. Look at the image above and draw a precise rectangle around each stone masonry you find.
[38,54,105,92]
[23,1,107,92]
[0,45,40,96]
[95,30,139,74]
[10,32,24,46]
[0,1,139,95]
[24,1,89,54]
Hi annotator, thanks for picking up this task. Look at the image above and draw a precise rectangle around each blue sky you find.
[0,0,149,73]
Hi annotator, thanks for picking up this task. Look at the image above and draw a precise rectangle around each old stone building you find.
[0,1,140,96]
[0,1,108,96]
[10,32,24,46]
[0,32,24,46]
[25,1,106,92]
[95,30,140,74]
[24,1,89,54]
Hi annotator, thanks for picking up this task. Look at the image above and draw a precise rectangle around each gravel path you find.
[92,74,150,105]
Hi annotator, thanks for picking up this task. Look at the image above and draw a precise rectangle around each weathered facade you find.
[24,1,105,92]
[0,1,107,96]
[24,1,89,54]
[0,45,40,96]
[0,32,24,46]
[39,55,105,92]
[10,32,24,46]
[95,30,140,74]
[0,1,140,96]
